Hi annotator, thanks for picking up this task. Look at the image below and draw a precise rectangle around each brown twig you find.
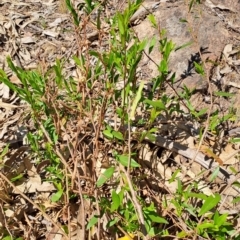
[38,122,73,175]
[0,172,69,239]
[120,164,149,239]
[76,173,86,240]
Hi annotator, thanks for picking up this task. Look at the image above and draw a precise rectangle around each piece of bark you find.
[145,135,240,192]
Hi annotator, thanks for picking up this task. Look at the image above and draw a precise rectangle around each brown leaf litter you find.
[0,0,240,239]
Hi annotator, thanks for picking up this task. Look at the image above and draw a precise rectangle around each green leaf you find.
[189,0,195,12]
[116,154,140,168]
[118,189,124,203]
[147,14,157,28]
[197,222,215,230]
[149,108,160,123]
[222,112,234,122]
[117,14,125,36]
[2,236,12,240]
[164,41,175,61]
[187,192,208,200]
[194,61,205,75]
[183,203,197,217]
[144,211,168,224]
[144,99,166,110]
[232,181,240,188]
[158,59,168,74]
[111,190,120,212]
[53,131,58,144]
[214,212,228,227]
[195,108,208,117]
[112,130,124,140]
[169,169,181,183]
[0,69,22,97]
[179,18,188,23]
[11,174,23,182]
[199,194,221,216]
[229,166,238,174]
[85,0,95,13]
[0,144,9,160]
[103,127,123,141]
[141,128,158,142]
[230,138,240,143]
[143,132,156,142]
[130,81,144,120]
[97,9,101,29]
[209,167,220,182]
[87,215,98,230]
[214,91,235,97]
[72,55,81,66]
[232,196,240,204]
[150,75,164,95]
[53,59,63,87]
[107,217,119,228]
[89,50,101,59]
[103,129,113,139]
[65,0,80,26]
[148,37,156,54]
[177,231,188,238]
[175,41,193,51]
[61,225,69,234]
[51,190,63,202]
[96,167,115,187]
[124,208,130,221]
[144,202,155,212]
[177,178,183,194]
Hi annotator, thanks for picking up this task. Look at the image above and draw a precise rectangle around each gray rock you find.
[134,1,231,90]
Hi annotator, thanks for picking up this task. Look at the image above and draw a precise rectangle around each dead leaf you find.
[9,75,22,85]
[220,144,239,165]
[15,174,56,193]
[20,36,36,44]
[0,205,5,227]
[43,29,59,38]
[49,17,68,27]
[0,83,9,99]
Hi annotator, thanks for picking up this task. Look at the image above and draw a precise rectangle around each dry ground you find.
[0,0,240,239]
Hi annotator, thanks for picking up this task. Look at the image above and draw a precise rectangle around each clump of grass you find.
[0,0,239,239]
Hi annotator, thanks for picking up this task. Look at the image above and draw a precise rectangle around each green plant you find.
[189,0,201,12]
[0,0,239,239]
[168,176,237,239]
[0,57,78,202]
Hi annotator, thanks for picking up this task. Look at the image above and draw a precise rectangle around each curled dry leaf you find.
[15,174,56,194]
